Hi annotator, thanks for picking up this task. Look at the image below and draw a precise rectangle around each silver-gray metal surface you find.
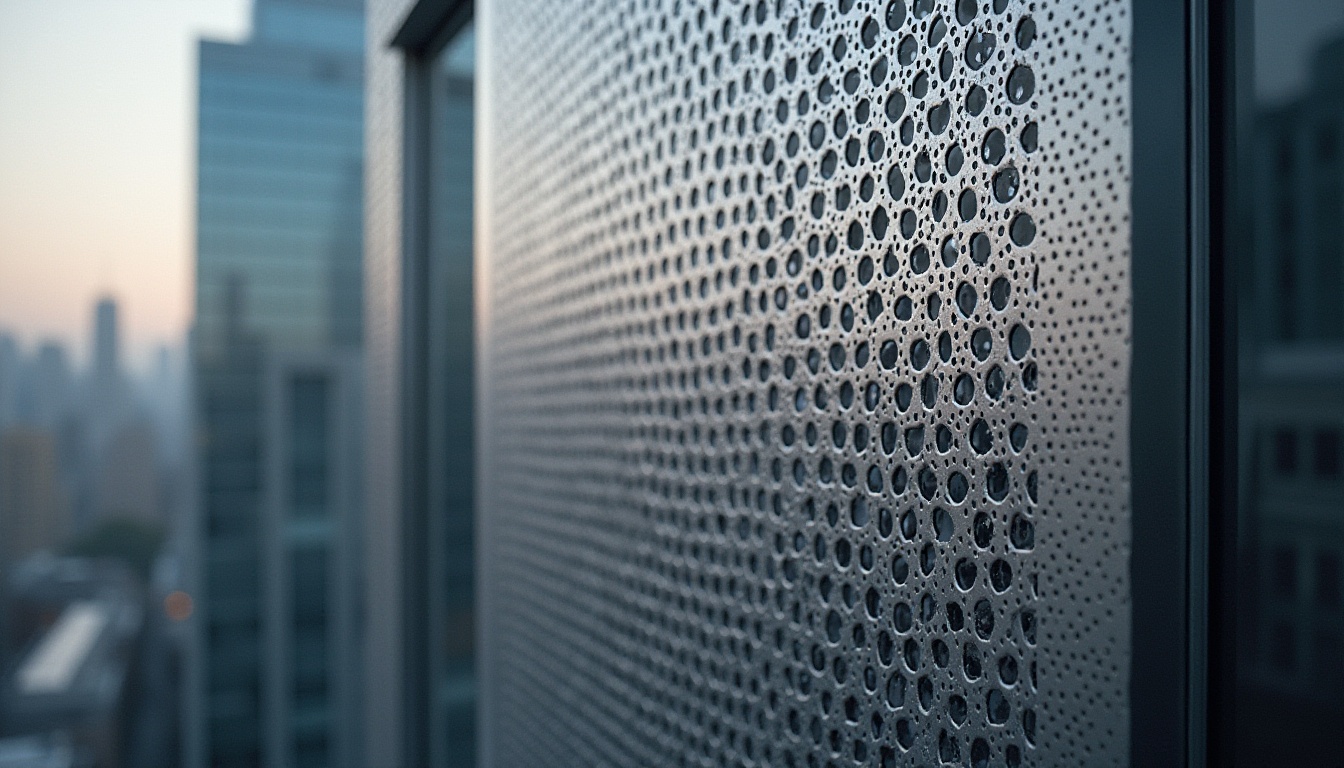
[477,1,1130,764]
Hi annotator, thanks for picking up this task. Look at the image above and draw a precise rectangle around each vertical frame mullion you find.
[1132,0,1196,764]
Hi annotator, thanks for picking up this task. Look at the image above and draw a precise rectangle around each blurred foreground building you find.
[187,0,366,766]
[0,558,142,768]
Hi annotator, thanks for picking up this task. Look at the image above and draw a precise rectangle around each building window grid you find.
[1273,427,1299,474]
[1312,427,1341,478]
[1317,551,1342,610]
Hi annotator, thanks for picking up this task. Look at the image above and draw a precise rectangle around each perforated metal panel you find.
[477,1,1130,765]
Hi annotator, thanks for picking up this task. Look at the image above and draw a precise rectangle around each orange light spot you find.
[164,590,194,622]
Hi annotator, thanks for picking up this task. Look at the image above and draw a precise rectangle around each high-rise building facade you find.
[260,350,364,768]
[188,1,365,766]
[92,299,119,385]
[87,298,127,441]
[0,334,19,432]
[29,343,72,434]
[81,297,132,531]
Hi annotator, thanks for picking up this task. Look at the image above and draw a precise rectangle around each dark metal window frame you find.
[1125,0,1240,765]
[389,2,474,766]
[382,1,1247,765]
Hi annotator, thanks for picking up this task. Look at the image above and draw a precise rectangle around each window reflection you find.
[428,20,476,767]
[1236,2,1344,762]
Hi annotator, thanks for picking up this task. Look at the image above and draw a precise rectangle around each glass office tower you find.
[189,2,364,766]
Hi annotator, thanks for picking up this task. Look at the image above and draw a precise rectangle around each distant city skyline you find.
[0,0,250,367]
[0,0,1337,371]
[0,294,183,383]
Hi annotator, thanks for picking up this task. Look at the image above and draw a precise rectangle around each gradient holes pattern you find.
[480,0,1130,765]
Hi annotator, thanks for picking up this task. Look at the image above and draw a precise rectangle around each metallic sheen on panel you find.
[477,1,1131,764]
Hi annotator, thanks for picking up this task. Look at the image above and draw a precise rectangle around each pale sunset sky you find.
[0,0,249,370]
[1,0,1341,374]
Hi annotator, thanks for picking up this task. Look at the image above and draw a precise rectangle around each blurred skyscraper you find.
[87,298,127,440]
[148,344,188,466]
[79,297,133,532]
[187,1,365,767]
[0,334,20,432]
[93,299,119,384]
[29,343,72,433]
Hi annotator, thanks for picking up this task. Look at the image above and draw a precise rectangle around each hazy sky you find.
[1,1,1340,371]
[0,0,250,369]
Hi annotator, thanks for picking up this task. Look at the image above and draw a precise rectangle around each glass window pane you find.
[1234,2,1344,762]
[428,20,476,768]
